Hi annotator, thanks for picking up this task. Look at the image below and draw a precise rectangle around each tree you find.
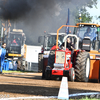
[75,0,97,23]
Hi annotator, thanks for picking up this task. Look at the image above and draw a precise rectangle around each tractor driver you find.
[61,37,75,61]
[84,27,92,37]
[61,37,75,51]
[12,38,18,45]
[66,37,74,51]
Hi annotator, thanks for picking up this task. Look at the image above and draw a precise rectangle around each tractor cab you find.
[73,23,100,51]
[6,29,26,56]
[38,33,66,54]
[45,33,65,51]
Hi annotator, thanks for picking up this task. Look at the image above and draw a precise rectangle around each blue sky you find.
[86,0,100,24]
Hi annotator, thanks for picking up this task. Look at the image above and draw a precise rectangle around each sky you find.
[86,0,100,24]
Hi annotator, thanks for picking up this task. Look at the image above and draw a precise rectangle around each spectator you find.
[2,42,6,49]
[0,42,6,73]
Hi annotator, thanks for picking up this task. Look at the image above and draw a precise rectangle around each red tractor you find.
[45,25,79,81]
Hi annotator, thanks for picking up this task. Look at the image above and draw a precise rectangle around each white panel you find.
[26,45,41,63]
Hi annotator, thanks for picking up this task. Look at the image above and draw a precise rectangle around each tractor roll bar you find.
[63,34,79,50]
[56,25,78,49]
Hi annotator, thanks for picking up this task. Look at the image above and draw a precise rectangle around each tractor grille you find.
[56,51,65,63]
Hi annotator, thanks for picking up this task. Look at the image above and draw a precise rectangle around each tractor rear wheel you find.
[75,52,90,82]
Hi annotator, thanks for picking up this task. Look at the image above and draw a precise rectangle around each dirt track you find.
[0,72,100,99]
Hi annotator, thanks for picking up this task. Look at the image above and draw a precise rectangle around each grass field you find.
[70,97,100,100]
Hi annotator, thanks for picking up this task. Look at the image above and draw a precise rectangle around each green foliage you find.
[81,11,93,23]
[75,7,93,23]
[97,16,100,21]
[74,0,97,23]
[69,96,100,100]
[86,0,97,8]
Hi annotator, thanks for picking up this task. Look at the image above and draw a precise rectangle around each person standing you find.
[0,42,6,73]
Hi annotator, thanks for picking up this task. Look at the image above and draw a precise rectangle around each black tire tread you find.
[75,51,90,82]
[48,50,55,68]
[45,50,55,80]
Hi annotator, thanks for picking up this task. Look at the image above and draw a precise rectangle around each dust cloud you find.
[0,0,93,45]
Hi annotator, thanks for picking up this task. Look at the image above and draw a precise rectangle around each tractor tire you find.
[69,68,75,82]
[45,50,55,80]
[75,51,90,82]
[45,67,51,80]
[45,72,51,80]
[48,50,55,69]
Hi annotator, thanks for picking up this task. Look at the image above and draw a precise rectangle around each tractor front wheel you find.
[45,66,52,80]
[69,68,75,82]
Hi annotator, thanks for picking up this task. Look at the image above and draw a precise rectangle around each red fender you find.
[50,45,59,50]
